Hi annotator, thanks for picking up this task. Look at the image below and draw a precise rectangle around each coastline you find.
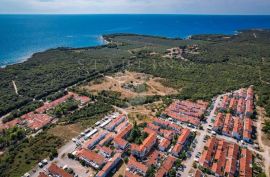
[0,35,106,69]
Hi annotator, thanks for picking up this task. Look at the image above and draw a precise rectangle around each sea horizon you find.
[1,14,270,67]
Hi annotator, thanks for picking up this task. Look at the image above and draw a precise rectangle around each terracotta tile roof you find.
[159,138,171,150]
[221,95,229,109]
[232,117,242,135]
[96,145,113,156]
[83,130,108,149]
[194,170,203,177]
[237,98,245,114]
[114,123,132,149]
[99,132,114,146]
[76,148,105,167]
[0,118,22,131]
[128,156,148,174]
[105,114,126,131]
[172,143,183,156]
[239,149,252,177]
[125,170,142,177]
[38,172,49,177]
[21,112,53,130]
[131,128,157,155]
[146,150,161,166]
[229,97,237,109]
[147,122,160,131]
[222,113,232,135]
[213,112,224,128]
[96,153,122,177]
[48,163,73,177]
[155,156,176,177]
[164,100,208,126]
[177,128,190,144]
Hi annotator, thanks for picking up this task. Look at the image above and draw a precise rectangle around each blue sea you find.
[1,15,270,67]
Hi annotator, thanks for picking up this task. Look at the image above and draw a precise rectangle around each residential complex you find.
[27,86,259,177]
[213,87,255,143]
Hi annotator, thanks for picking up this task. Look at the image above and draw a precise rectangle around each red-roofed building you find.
[38,172,49,177]
[229,97,237,111]
[76,148,105,169]
[0,118,22,131]
[158,138,171,152]
[245,100,254,117]
[243,118,253,143]
[194,170,203,177]
[246,87,254,100]
[163,100,208,127]
[114,124,132,150]
[21,112,53,131]
[125,170,142,177]
[96,145,113,158]
[213,113,224,132]
[131,128,157,158]
[155,156,176,177]
[84,130,108,149]
[147,122,160,132]
[48,163,73,177]
[172,128,190,157]
[96,153,122,177]
[127,156,148,176]
[232,117,243,140]
[146,150,161,166]
[222,113,232,136]
[239,149,252,177]
[105,114,126,131]
[220,95,229,111]
[237,98,245,115]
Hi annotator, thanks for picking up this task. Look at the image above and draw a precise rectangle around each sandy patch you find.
[81,71,179,99]
[48,123,84,142]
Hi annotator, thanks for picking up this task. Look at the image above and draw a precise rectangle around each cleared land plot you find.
[82,71,179,99]
[48,123,84,142]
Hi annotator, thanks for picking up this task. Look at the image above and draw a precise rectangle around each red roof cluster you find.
[199,137,252,177]
[21,112,53,130]
[36,92,89,113]
[164,100,208,126]
[220,87,254,117]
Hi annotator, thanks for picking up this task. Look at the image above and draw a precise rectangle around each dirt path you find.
[257,106,270,177]
[258,68,270,85]
[12,80,18,95]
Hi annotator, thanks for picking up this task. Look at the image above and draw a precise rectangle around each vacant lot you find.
[82,71,179,99]
[48,123,84,142]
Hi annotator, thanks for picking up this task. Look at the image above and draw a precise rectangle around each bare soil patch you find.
[81,71,179,99]
[257,106,270,147]
[48,123,84,142]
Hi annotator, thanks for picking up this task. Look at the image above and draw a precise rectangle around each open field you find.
[48,123,84,142]
[81,71,179,99]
